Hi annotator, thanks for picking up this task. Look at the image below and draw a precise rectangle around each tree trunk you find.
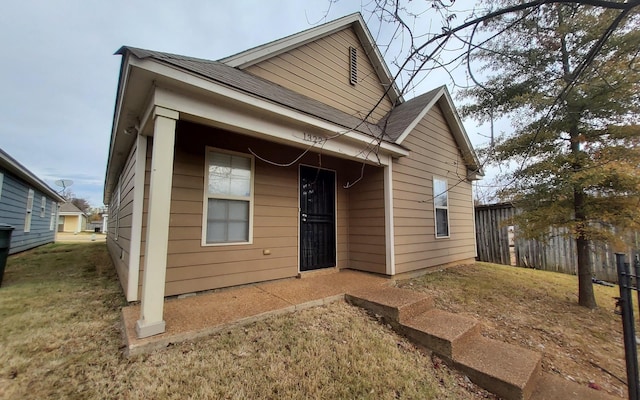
[576,233,597,308]
[571,133,597,308]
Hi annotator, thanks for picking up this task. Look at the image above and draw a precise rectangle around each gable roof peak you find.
[219,12,403,105]
[380,85,483,177]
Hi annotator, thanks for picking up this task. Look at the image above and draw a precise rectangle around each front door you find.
[300,166,336,271]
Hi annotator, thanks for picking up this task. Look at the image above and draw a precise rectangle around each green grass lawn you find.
[0,243,493,399]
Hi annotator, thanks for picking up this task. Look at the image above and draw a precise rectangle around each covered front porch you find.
[120,84,407,339]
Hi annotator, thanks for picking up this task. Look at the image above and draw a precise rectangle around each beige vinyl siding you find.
[245,27,393,122]
[138,121,358,297]
[392,103,476,274]
[107,138,138,295]
[348,165,386,273]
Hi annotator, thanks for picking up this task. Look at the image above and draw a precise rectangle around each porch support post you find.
[384,157,396,275]
[135,106,178,339]
[126,134,147,302]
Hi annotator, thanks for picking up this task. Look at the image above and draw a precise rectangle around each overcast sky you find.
[0,0,489,207]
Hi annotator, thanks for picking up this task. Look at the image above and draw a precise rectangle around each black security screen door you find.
[300,166,336,271]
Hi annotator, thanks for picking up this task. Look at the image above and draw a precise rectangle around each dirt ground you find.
[398,263,628,398]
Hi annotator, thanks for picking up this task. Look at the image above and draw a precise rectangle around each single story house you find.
[0,147,65,254]
[58,202,88,233]
[105,13,483,338]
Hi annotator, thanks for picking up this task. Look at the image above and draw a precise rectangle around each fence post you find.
[616,253,640,400]
[635,255,640,323]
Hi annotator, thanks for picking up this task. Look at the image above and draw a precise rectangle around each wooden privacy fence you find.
[475,203,639,283]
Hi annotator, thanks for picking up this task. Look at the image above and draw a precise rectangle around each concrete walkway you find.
[121,270,388,356]
[55,232,106,243]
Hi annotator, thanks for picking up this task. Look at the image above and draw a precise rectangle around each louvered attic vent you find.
[349,46,357,85]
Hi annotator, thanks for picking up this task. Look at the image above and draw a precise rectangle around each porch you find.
[121,269,389,356]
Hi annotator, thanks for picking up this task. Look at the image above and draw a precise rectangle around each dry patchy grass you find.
[0,243,495,399]
[398,263,627,398]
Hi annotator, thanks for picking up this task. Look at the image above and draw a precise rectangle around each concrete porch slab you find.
[121,269,389,356]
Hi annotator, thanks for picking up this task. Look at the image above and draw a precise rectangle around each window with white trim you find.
[49,202,57,231]
[433,178,450,238]
[203,148,254,245]
[40,196,46,217]
[25,189,34,233]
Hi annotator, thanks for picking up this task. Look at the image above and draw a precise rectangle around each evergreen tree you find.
[462,1,640,308]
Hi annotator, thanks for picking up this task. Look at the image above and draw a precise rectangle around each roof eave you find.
[104,51,409,199]
[0,149,65,202]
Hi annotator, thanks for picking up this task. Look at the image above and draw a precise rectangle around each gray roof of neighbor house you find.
[0,147,65,202]
[59,202,85,214]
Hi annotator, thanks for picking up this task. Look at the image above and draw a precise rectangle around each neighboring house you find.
[105,13,483,338]
[0,147,65,254]
[58,203,88,233]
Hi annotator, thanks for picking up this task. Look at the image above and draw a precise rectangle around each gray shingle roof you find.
[378,87,443,142]
[120,46,389,140]
[59,202,84,214]
[0,147,65,202]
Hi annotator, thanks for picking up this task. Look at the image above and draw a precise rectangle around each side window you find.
[50,202,57,231]
[433,177,449,238]
[40,196,46,217]
[203,148,254,245]
[25,189,34,233]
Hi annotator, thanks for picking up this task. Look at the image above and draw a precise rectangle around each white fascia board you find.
[153,87,393,166]
[105,54,133,203]
[221,14,361,68]
[131,57,409,160]
[438,89,482,173]
[350,14,403,104]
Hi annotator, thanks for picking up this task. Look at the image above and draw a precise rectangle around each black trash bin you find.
[0,224,15,287]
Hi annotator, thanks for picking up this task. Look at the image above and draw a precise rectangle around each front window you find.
[203,148,254,245]
[25,189,34,233]
[433,177,449,238]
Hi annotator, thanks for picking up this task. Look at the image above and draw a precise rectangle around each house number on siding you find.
[302,133,325,143]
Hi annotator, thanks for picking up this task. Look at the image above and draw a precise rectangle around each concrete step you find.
[401,308,481,359]
[529,374,621,400]
[345,287,434,324]
[453,336,542,400]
